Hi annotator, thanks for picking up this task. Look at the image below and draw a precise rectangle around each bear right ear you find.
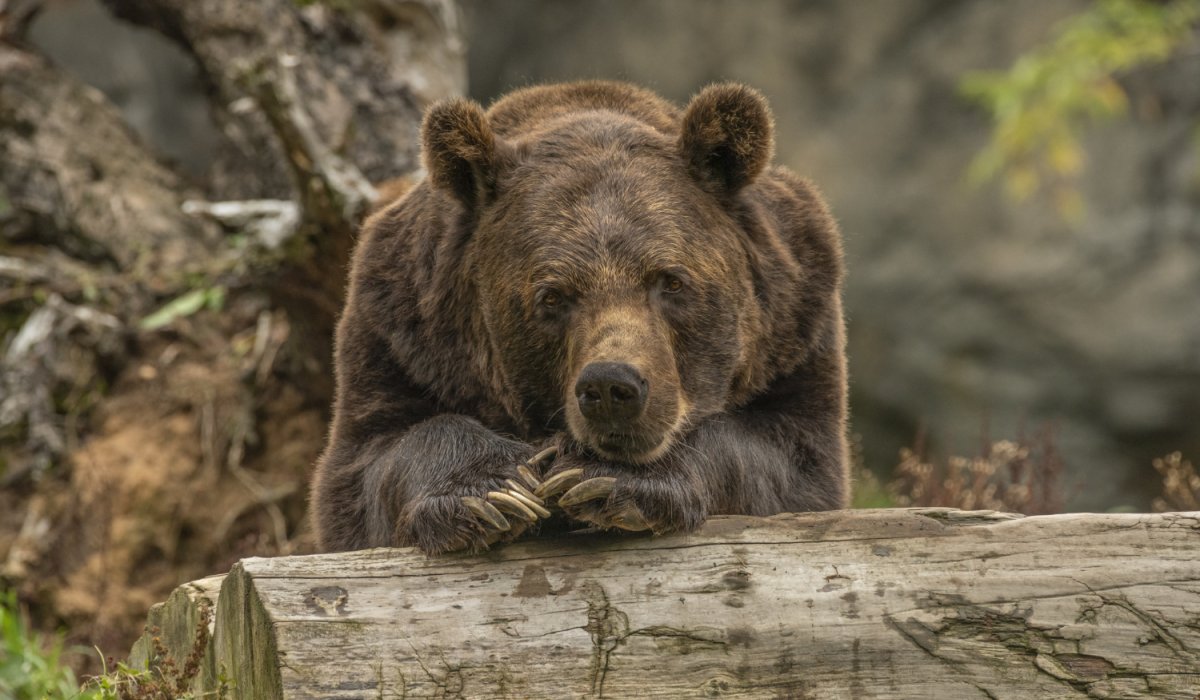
[679,83,775,196]
[422,98,500,210]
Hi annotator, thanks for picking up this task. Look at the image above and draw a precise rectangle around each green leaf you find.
[139,287,219,331]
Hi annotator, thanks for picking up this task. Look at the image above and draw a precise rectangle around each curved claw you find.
[558,477,618,508]
[504,480,552,518]
[487,490,539,522]
[527,445,558,467]
[505,479,545,506]
[516,464,541,491]
[536,468,584,499]
[461,496,510,532]
[607,503,651,532]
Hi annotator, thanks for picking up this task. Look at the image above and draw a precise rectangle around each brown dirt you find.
[3,293,326,674]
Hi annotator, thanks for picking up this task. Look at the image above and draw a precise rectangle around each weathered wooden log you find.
[132,508,1200,699]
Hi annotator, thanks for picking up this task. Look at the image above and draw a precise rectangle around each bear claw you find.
[487,490,540,522]
[461,496,510,531]
[606,504,650,531]
[558,477,618,508]
[516,464,541,491]
[536,468,585,499]
[528,446,558,467]
[504,478,545,505]
[555,477,652,532]
[504,479,552,517]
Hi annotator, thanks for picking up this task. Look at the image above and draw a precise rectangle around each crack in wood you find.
[879,577,1200,621]
[1076,590,1199,662]
[886,588,1200,697]
[583,581,627,698]
[247,530,1018,580]
[403,637,466,699]
[581,580,730,698]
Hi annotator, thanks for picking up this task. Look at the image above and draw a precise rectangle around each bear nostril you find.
[609,383,637,403]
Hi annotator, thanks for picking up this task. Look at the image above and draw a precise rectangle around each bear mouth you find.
[591,431,671,463]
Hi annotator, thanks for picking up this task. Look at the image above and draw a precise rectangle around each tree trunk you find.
[132,508,1200,699]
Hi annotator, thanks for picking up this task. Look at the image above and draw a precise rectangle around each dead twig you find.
[181,199,300,251]
[240,55,378,238]
[1,294,122,484]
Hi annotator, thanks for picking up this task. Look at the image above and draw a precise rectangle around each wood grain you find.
[132,508,1200,699]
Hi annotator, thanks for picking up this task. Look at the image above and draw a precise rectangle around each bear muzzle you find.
[563,306,684,462]
[569,360,681,462]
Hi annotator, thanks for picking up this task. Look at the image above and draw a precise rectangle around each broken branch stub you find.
[239,56,379,239]
[133,508,1200,699]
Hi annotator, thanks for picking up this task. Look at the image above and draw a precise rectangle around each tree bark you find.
[132,509,1200,699]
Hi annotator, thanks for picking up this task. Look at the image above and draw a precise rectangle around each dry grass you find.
[1152,452,1199,512]
[888,425,1066,515]
[82,602,227,699]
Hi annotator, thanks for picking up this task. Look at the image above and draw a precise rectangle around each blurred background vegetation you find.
[2,0,1199,694]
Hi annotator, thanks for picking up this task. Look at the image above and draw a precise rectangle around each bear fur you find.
[311,81,849,554]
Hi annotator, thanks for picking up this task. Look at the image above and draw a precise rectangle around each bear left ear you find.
[678,83,775,195]
[422,98,501,210]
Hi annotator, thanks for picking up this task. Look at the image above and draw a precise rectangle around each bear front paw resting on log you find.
[310,81,849,554]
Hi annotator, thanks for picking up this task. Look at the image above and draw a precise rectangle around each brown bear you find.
[311,81,848,554]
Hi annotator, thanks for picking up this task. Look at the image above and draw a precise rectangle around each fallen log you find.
[131,508,1200,699]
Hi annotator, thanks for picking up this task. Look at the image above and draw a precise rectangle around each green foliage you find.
[1,592,228,699]
[850,465,894,509]
[80,658,222,700]
[961,0,1200,221]
[78,601,228,700]
[138,286,226,332]
[0,590,92,700]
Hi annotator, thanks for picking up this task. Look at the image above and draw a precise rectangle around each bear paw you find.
[536,466,705,535]
[402,447,559,554]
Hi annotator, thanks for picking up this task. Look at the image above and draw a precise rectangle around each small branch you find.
[1,493,52,579]
[181,199,300,251]
[241,56,378,237]
[0,254,53,286]
[0,0,43,41]
[0,294,122,484]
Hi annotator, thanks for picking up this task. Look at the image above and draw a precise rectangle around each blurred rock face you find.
[28,0,221,179]
[30,0,1199,510]
[461,0,1200,510]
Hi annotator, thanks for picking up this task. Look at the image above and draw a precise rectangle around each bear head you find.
[421,84,779,464]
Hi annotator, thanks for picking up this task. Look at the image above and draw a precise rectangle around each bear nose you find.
[575,362,647,425]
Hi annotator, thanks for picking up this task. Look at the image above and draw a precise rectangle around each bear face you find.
[312,81,847,554]
[477,123,758,462]
[427,86,779,464]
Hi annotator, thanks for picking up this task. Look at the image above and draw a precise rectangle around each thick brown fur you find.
[311,81,849,554]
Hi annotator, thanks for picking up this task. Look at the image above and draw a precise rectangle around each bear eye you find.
[539,290,562,308]
[661,275,685,294]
